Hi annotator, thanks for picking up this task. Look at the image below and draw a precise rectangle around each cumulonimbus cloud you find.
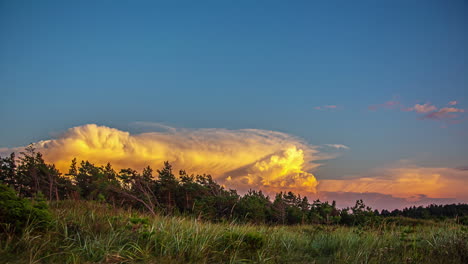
[1,124,325,194]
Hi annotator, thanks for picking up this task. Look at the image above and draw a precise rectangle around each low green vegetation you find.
[1,147,468,263]
[0,184,51,234]
[0,200,467,263]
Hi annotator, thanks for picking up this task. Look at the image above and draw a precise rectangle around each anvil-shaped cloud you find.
[3,124,322,194]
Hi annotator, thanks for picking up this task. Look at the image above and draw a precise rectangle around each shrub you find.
[0,183,52,233]
[459,216,468,226]
[219,230,265,252]
[242,231,265,251]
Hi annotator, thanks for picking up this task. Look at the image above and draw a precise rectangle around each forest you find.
[1,147,468,263]
[1,146,468,226]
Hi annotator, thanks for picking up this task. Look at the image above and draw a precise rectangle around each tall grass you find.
[1,200,467,263]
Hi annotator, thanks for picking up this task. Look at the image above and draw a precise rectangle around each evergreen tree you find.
[0,153,17,188]
[157,161,178,213]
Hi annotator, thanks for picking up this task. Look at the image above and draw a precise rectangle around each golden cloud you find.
[12,124,322,194]
[317,166,468,200]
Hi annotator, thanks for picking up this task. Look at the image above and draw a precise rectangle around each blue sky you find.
[1,0,467,180]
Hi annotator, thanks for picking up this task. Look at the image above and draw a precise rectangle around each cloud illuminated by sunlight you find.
[405,103,437,113]
[317,166,468,201]
[423,107,465,120]
[2,124,324,194]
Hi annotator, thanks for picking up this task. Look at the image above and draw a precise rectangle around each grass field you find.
[1,200,467,264]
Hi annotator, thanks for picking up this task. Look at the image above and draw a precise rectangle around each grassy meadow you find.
[1,200,467,264]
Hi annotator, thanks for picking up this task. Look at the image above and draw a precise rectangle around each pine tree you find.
[157,161,178,213]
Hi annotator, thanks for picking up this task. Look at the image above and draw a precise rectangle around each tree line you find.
[1,146,467,226]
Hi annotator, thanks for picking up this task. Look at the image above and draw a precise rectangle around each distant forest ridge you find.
[1,146,468,226]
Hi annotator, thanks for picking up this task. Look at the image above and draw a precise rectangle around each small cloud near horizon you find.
[316,165,468,209]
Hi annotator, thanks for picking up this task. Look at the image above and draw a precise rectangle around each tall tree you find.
[0,153,17,188]
[272,193,287,225]
[157,162,178,213]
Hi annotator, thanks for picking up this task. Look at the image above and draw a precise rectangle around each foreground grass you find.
[1,201,467,263]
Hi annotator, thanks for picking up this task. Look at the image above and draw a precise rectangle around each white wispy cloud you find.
[324,144,350,150]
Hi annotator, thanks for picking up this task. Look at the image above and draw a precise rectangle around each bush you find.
[0,183,52,233]
[218,230,265,253]
[459,216,468,226]
[242,231,265,250]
